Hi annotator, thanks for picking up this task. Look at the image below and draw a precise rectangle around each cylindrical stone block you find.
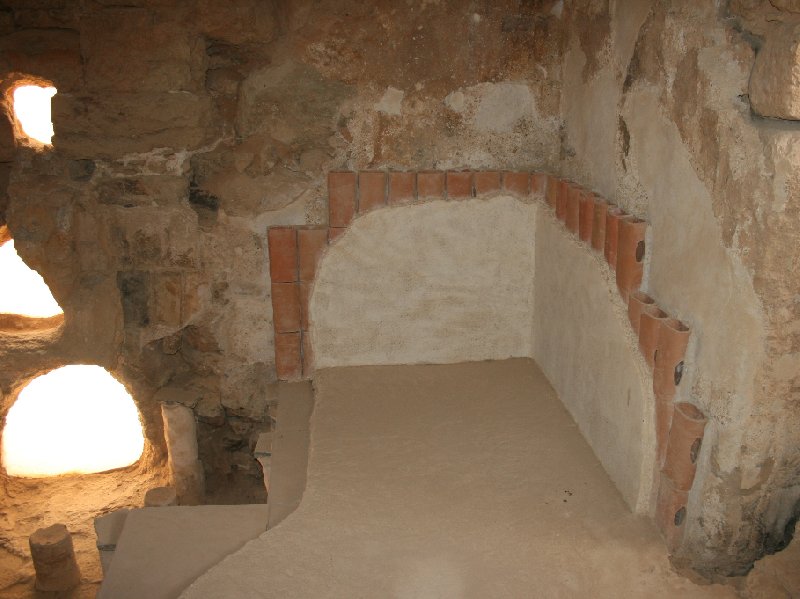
[161,402,205,505]
[30,524,81,592]
[144,486,178,507]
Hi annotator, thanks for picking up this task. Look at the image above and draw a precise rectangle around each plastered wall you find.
[558,0,800,575]
[532,210,655,512]
[312,196,536,368]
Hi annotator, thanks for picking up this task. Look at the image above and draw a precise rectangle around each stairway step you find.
[97,505,268,599]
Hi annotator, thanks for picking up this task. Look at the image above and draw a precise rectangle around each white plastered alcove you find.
[310,195,655,512]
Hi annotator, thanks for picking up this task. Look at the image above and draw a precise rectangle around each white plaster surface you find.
[311,196,537,369]
[180,361,734,599]
[532,211,655,512]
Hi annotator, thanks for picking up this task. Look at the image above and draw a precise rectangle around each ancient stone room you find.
[0,0,798,597]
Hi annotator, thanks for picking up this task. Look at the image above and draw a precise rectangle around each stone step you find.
[96,505,268,599]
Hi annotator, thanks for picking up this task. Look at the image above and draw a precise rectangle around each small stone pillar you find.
[144,486,178,507]
[29,524,81,591]
[161,402,205,505]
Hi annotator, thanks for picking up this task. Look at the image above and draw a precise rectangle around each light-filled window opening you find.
[0,238,63,318]
[12,85,56,145]
[2,365,145,477]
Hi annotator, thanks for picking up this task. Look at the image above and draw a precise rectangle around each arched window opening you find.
[0,236,63,319]
[12,84,56,145]
[2,365,145,477]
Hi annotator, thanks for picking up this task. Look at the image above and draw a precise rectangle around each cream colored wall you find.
[311,196,537,369]
[531,211,655,513]
[311,194,656,513]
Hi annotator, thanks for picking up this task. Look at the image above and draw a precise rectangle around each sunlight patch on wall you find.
[0,239,63,318]
[2,365,145,477]
[13,85,56,145]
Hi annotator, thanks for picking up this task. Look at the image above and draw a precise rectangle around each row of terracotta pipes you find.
[536,172,708,550]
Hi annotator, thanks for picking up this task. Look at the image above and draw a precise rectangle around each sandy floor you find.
[0,466,166,599]
[181,359,740,598]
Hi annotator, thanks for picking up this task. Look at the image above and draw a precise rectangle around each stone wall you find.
[0,0,567,504]
[557,0,800,577]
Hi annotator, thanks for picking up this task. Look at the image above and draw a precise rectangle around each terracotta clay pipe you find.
[653,318,691,465]
[591,197,608,252]
[531,173,547,197]
[656,473,689,551]
[639,304,667,369]
[628,290,655,335]
[640,304,670,466]
[653,318,691,402]
[546,175,559,211]
[565,185,581,235]
[556,179,570,222]
[616,216,647,303]
[604,206,626,270]
[662,402,707,491]
[579,192,595,244]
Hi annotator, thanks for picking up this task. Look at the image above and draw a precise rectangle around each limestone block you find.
[144,486,177,507]
[151,271,182,327]
[0,29,82,91]
[52,92,212,156]
[749,24,800,120]
[195,0,277,45]
[94,509,130,574]
[29,524,81,592]
[161,402,205,505]
[94,509,130,551]
[82,8,197,93]
[96,176,188,208]
[110,206,198,269]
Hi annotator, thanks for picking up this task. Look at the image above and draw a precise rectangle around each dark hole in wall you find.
[619,116,631,171]
[188,177,219,230]
[117,271,150,327]
[766,498,800,555]
[67,159,95,182]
